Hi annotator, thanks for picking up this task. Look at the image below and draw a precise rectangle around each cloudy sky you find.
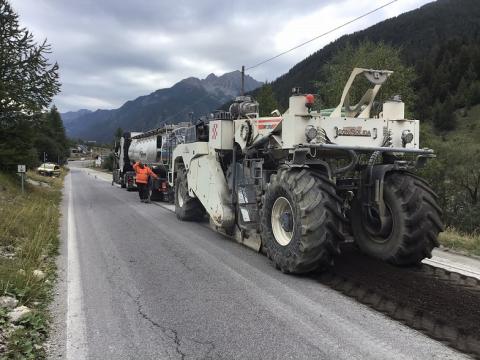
[10,0,432,112]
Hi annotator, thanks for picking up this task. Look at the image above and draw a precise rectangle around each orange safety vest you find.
[133,163,157,184]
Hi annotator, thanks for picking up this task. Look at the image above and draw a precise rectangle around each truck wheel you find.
[350,172,443,265]
[175,166,205,221]
[261,169,344,274]
[150,189,161,201]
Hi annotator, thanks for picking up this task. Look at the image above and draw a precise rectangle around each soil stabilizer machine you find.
[169,68,444,273]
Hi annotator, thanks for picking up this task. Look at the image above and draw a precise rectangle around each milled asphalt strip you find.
[66,173,88,359]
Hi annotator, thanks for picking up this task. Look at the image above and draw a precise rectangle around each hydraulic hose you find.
[334,150,358,175]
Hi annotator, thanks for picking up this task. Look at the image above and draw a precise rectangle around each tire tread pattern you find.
[261,168,344,274]
[388,172,443,264]
[175,166,205,221]
[352,172,444,265]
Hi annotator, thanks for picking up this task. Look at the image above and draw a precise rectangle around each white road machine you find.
[170,68,443,274]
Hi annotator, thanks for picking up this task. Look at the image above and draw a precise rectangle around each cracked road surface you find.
[51,167,468,359]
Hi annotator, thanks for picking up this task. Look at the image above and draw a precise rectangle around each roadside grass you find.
[0,169,66,359]
[439,227,480,257]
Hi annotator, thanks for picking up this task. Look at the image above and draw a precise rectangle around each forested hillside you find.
[262,0,480,129]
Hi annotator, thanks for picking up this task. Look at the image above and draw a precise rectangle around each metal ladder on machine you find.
[236,158,264,231]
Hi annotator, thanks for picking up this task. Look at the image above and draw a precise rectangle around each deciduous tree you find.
[315,41,416,116]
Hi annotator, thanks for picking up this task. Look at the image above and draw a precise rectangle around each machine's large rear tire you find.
[261,168,344,274]
[350,172,443,265]
[175,166,205,221]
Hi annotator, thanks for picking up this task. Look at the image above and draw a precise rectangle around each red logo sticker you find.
[211,123,218,140]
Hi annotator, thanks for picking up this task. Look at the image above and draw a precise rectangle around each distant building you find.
[69,145,89,158]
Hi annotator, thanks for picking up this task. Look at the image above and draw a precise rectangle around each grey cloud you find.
[10,0,431,111]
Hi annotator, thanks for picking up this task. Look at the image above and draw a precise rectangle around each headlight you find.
[401,130,414,146]
[305,125,318,142]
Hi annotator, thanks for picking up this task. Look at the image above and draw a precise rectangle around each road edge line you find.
[66,172,88,359]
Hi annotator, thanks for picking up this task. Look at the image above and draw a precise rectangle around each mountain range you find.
[64,0,480,143]
[63,71,261,142]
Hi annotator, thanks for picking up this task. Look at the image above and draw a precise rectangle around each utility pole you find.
[241,65,245,96]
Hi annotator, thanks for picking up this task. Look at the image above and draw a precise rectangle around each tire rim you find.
[271,197,294,246]
[364,203,394,244]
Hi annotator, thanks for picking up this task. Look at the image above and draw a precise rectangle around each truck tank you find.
[123,126,189,201]
[128,136,162,164]
[128,126,188,177]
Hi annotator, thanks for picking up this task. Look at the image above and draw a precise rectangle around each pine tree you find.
[468,81,480,107]
[0,0,60,170]
[48,106,69,163]
[433,95,456,131]
[32,106,69,164]
[114,127,123,142]
[49,106,68,148]
[256,84,279,117]
[454,77,469,108]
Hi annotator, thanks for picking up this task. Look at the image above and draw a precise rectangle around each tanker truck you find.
[113,125,189,201]
[169,68,444,274]
[113,131,141,191]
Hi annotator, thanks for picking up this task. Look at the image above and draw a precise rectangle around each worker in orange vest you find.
[133,161,158,203]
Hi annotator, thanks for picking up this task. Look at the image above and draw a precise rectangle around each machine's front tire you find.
[350,172,443,265]
[261,168,344,274]
[175,166,205,221]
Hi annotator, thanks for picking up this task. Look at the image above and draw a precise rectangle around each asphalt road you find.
[49,167,468,360]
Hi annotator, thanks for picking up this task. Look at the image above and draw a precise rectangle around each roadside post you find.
[17,165,26,194]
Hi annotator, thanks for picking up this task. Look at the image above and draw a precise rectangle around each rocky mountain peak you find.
[61,70,262,142]
[205,73,218,81]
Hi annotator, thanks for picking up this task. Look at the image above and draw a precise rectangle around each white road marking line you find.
[423,258,480,280]
[66,173,88,359]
